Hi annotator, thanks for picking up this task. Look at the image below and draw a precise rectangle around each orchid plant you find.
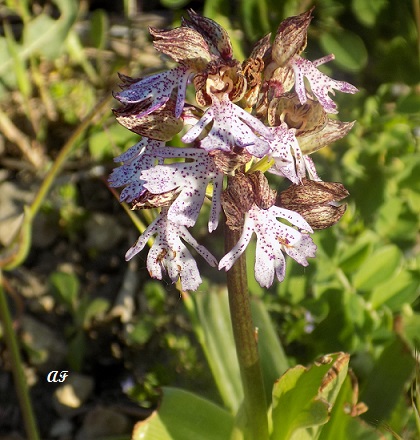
[109,8,364,440]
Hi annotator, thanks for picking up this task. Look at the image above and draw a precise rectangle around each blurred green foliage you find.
[0,0,419,438]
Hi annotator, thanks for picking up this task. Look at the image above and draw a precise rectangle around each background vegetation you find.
[0,0,419,438]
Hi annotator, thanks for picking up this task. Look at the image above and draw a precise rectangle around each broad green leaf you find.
[0,0,77,75]
[338,236,373,274]
[24,14,65,59]
[132,387,234,440]
[318,376,382,440]
[251,299,290,401]
[0,38,16,92]
[89,123,136,161]
[351,0,387,27]
[401,312,420,351]
[183,289,243,413]
[352,245,402,292]
[184,288,290,413]
[360,337,415,423]
[370,270,420,310]
[271,353,349,439]
[319,30,368,72]
[396,93,420,114]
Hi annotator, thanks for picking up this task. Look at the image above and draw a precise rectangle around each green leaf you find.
[401,312,420,352]
[68,329,86,371]
[318,376,382,440]
[90,9,109,49]
[183,289,243,413]
[184,288,290,413]
[360,337,415,423]
[88,123,136,161]
[240,0,271,41]
[132,387,234,440]
[3,22,31,98]
[251,299,290,401]
[338,235,374,274]
[82,298,110,328]
[49,271,80,311]
[160,0,190,8]
[0,0,77,76]
[270,353,349,439]
[370,270,420,311]
[351,0,388,27]
[128,316,157,346]
[319,30,368,72]
[352,245,402,292]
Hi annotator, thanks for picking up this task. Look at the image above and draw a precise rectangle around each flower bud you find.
[150,26,211,70]
[222,172,276,229]
[272,8,314,67]
[113,96,183,141]
[277,179,349,229]
[298,119,355,155]
[268,92,327,134]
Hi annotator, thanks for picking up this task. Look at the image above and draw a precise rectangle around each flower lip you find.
[291,55,359,114]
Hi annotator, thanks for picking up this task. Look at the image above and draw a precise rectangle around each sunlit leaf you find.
[49,271,80,311]
[370,270,420,310]
[318,375,382,440]
[132,387,234,440]
[270,353,349,439]
[183,288,243,413]
[351,0,388,27]
[360,337,415,423]
[352,245,402,292]
[90,9,109,49]
[319,30,368,72]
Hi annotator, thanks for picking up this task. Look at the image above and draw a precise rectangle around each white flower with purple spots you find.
[140,148,223,232]
[126,208,218,291]
[108,138,168,202]
[182,93,273,156]
[114,65,193,118]
[219,205,316,288]
[267,123,305,184]
[266,124,324,183]
[290,55,358,114]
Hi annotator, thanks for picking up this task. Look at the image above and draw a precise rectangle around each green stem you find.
[225,223,269,440]
[0,271,40,440]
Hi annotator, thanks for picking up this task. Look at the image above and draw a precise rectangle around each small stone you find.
[84,212,125,252]
[49,418,74,438]
[75,406,131,439]
[20,316,67,372]
[53,373,94,417]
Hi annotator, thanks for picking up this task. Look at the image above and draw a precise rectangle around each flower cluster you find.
[109,8,357,291]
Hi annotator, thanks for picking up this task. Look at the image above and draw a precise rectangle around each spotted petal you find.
[114,65,192,118]
[109,139,168,202]
[182,93,273,157]
[267,123,305,184]
[290,55,358,114]
[126,209,217,291]
[219,205,316,288]
[140,148,223,232]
